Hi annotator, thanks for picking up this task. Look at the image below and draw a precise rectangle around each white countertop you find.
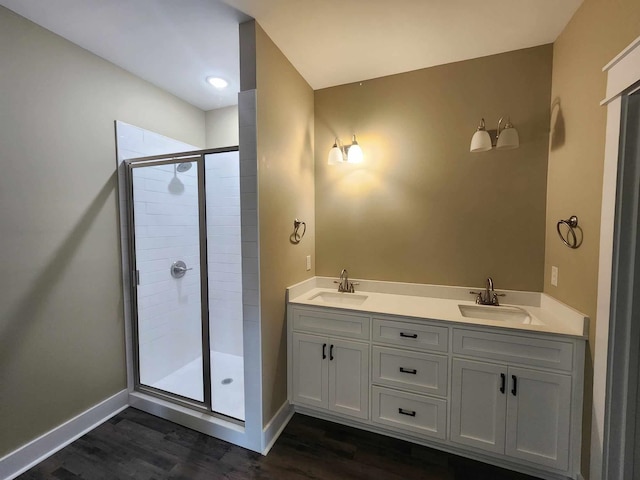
[287,278,589,339]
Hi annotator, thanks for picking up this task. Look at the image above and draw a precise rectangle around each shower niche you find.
[117,122,245,424]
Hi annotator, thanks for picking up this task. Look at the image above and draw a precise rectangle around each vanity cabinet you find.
[291,309,370,420]
[288,303,585,480]
[451,328,574,471]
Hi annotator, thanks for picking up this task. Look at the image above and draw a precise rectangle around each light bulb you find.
[347,135,363,163]
[206,77,228,89]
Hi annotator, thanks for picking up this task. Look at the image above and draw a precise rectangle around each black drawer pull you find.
[512,375,518,396]
[398,408,416,417]
[322,343,327,360]
[500,373,505,394]
[399,332,418,339]
[330,344,334,361]
[399,367,417,375]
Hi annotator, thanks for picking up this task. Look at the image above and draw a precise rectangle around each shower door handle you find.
[171,260,193,279]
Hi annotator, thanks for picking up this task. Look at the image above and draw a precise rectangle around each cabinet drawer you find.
[372,318,448,352]
[292,308,370,340]
[372,346,447,396]
[452,329,574,371]
[371,386,447,440]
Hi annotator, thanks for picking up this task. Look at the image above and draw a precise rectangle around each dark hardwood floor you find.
[19,408,541,479]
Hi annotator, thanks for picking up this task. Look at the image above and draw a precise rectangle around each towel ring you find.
[557,215,582,249]
[290,219,306,244]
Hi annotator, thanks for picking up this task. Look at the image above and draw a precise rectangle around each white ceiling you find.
[0,0,249,110]
[1,0,582,110]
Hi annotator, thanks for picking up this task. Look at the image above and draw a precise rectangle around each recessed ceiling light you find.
[206,76,228,89]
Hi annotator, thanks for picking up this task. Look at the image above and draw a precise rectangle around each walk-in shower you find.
[123,146,245,421]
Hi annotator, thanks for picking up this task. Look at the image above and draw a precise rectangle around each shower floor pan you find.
[152,351,245,421]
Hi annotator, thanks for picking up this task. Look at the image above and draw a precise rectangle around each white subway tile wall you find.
[116,122,198,160]
[205,151,243,357]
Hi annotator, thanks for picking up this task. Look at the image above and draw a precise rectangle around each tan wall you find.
[254,23,315,423]
[315,46,553,292]
[546,0,640,345]
[545,0,640,475]
[205,105,239,148]
[0,6,205,456]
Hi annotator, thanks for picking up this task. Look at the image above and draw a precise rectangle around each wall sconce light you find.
[470,117,520,152]
[328,135,364,164]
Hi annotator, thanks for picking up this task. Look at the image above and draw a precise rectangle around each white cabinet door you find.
[292,333,328,409]
[505,367,572,470]
[451,358,507,454]
[328,339,369,419]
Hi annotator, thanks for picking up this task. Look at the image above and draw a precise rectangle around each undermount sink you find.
[458,304,542,325]
[308,291,369,306]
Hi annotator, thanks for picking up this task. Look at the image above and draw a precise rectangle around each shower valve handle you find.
[171,261,193,279]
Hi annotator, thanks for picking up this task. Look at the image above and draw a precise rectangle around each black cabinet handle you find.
[330,344,334,361]
[398,408,416,417]
[399,367,417,375]
[322,343,326,360]
[399,332,418,339]
[500,373,506,394]
[512,375,518,396]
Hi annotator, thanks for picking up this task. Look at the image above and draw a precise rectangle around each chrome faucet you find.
[334,269,358,293]
[470,277,504,306]
[485,277,494,304]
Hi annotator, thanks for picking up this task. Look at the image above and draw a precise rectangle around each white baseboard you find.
[262,401,294,455]
[0,389,128,480]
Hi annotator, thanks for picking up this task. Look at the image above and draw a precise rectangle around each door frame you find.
[601,87,640,480]
[597,34,640,480]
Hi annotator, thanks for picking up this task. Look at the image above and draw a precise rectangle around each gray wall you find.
[0,6,205,456]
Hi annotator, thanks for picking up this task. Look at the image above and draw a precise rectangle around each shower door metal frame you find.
[124,147,240,417]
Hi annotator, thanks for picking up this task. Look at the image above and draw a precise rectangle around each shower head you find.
[176,162,192,173]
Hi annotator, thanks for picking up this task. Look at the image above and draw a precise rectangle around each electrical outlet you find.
[306,255,311,271]
[551,266,558,286]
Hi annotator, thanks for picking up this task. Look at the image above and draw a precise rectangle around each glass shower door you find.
[128,157,210,405]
